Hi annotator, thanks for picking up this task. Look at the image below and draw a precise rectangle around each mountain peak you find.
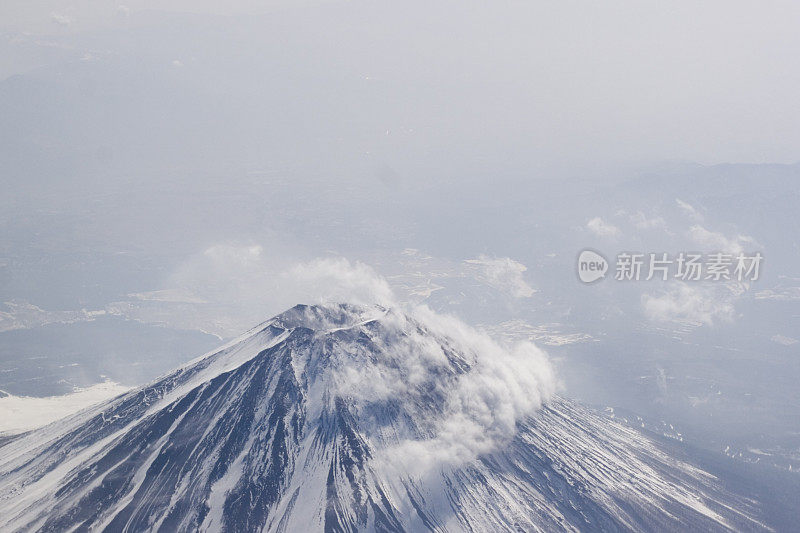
[0,304,769,532]
[271,302,388,332]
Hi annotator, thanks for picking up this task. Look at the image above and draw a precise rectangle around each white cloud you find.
[115,242,546,336]
[174,245,390,305]
[642,284,734,325]
[50,12,73,26]
[629,211,668,231]
[285,257,396,307]
[687,225,752,254]
[587,217,620,238]
[356,305,557,476]
[147,244,398,335]
[676,198,704,222]
[771,334,798,346]
[463,255,536,298]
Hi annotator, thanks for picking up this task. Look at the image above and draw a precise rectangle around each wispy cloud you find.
[50,12,73,26]
[642,283,734,325]
[629,211,668,232]
[356,305,557,477]
[463,255,536,298]
[587,217,620,238]
[687,225,754,254]
[676,198,704,222]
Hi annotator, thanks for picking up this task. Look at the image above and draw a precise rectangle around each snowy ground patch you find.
[0,381,130,435]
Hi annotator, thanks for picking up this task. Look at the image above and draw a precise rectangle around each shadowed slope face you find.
[0,304,767,532]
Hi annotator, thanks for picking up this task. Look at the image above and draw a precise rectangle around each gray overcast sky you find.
[1,0,799,168]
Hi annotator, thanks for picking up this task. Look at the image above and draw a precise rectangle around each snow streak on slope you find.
[0,304,768,532]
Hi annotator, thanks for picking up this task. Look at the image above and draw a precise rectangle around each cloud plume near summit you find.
[286,260,558,473]
[367,306,558,477]
[167,248,558,472]
[165,246,398,330]
[155,242,537,336]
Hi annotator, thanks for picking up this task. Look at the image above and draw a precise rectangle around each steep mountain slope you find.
[0,304,769,532]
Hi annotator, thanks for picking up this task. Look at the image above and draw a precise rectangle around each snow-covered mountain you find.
[0,304,770,532]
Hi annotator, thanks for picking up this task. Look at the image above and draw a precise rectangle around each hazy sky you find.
[1,1,799,169]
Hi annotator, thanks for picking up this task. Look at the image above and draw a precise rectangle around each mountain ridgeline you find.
[0,304,770,531]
